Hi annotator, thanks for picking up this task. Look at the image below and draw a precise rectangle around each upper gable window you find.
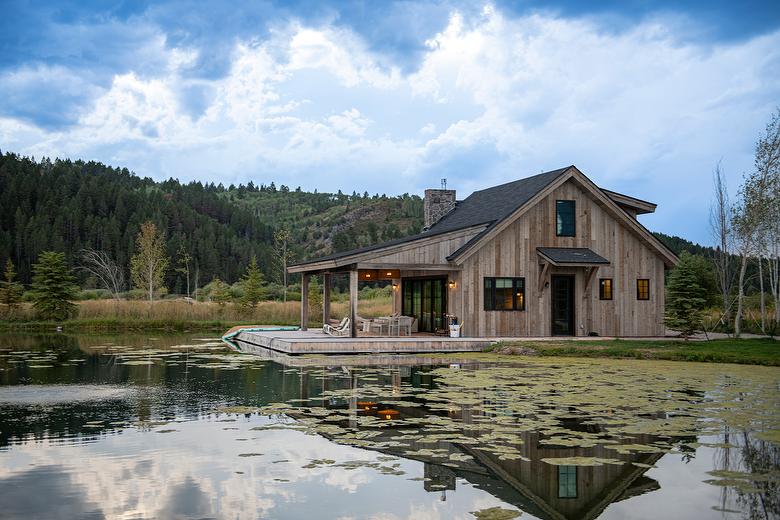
[556,200,576,237]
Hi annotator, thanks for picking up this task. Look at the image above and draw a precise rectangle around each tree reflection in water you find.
[714,426,780,519]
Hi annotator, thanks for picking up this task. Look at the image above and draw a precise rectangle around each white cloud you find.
[1,7,778,241]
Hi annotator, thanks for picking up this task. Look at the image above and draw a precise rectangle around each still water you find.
[0,333,778,520]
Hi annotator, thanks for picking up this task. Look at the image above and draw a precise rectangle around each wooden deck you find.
[229,329,494,355]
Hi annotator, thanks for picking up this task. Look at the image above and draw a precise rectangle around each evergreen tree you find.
[210,276,231,305]
[240,256,266,309]
[130,221,169,301]
[664,252,708,338]
[0,259,23,317]
[308,275,323,320]
[29,251,78,320]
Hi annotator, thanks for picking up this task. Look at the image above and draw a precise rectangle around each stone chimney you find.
[424,188,456,230]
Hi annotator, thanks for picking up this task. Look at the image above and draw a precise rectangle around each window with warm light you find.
[483,277,525,311]
[599,278,613,300]
[637,279,650,300]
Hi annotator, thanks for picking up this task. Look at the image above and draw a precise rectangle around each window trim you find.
[599,278,613,300]
[484,277,526,311]
[555,199,576,237]
[558,465,578,499]
[636,278,650,301]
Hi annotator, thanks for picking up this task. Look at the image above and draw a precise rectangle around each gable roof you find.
[448,166,678,267]
[288,167,570,270]
[427,167,570,234]
[289,165,677,272]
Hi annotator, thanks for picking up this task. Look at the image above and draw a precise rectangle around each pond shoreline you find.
[488,338,780,366]
[0,318,306,333]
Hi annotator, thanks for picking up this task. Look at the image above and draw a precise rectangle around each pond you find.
[0,333,778,520]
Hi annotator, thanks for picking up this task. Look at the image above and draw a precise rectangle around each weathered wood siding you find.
[459,178,666,337]
[370,227,483,265]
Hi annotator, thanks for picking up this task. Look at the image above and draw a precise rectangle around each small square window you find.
[599,279,613,300]
[556,200,576,237]
[637,279,650,300]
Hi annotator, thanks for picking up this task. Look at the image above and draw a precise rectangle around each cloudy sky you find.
[1,1,778,243]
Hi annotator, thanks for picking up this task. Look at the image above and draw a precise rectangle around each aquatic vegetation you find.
[1,333,778,519]
[471,506,522,519]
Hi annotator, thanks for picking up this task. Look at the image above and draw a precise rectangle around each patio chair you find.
[397,316,414,336]
[323,317,350,336]
[368,317,390,336]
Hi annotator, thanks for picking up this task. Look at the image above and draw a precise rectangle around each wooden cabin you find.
[289,166,677,338]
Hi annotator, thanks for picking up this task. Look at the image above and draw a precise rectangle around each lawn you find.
[492,338,780,366]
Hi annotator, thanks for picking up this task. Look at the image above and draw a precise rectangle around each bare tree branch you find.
[79,249,125,299]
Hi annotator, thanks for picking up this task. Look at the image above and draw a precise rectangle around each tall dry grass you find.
[2,296,395,326]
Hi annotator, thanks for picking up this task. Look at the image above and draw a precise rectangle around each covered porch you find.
[292,262,460,339]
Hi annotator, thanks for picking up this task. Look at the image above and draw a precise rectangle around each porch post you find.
[392,277,401,315]
[322,273,331,325]
[349,269,358,338]
[300,273,309,331]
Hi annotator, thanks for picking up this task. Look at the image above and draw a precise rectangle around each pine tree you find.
[240,256,266,309]
[308,275,323,320]
[130,221,169,301]
[0,259,23,317]
[210,276,231,306]
[29,251,78,320]
[664,252,708,338]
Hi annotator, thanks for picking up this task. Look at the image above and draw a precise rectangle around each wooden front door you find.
[551,275,575,336]
[402,277,447,333]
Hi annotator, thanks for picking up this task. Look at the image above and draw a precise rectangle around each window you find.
[556,200,576,237]
[599,278,613,300]
[484,278,525,311]
[637,279,650,300]
[558,465,577,498]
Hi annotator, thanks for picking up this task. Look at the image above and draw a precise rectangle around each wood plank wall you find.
[370,227,483,265]
[459,179,666,337]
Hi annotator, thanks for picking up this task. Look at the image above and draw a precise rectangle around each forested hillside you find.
[3,151,752,298]
[0,152,423,290]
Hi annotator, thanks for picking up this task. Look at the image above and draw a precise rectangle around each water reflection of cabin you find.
[292,365,667,520]
[289,166,677,338]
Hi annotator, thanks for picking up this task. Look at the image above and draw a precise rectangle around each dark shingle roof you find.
[537,247,610,265]
[428,167,571,234]
[290,166,571,268]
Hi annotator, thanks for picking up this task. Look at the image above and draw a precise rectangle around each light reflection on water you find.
[0,333,777,520]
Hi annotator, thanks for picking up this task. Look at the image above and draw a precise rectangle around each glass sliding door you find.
[421,279,432,332]
[401,277,447,333]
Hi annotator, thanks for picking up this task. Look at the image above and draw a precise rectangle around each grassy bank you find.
[490,338,780,366]
[0,297,394,333]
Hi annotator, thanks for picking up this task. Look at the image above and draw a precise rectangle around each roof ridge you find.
[469,166,572,195]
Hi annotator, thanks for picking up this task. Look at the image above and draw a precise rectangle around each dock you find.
[228,329,494,355]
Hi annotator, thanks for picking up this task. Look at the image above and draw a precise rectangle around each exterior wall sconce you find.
[448,280,456,289]
[392,283,399,290]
